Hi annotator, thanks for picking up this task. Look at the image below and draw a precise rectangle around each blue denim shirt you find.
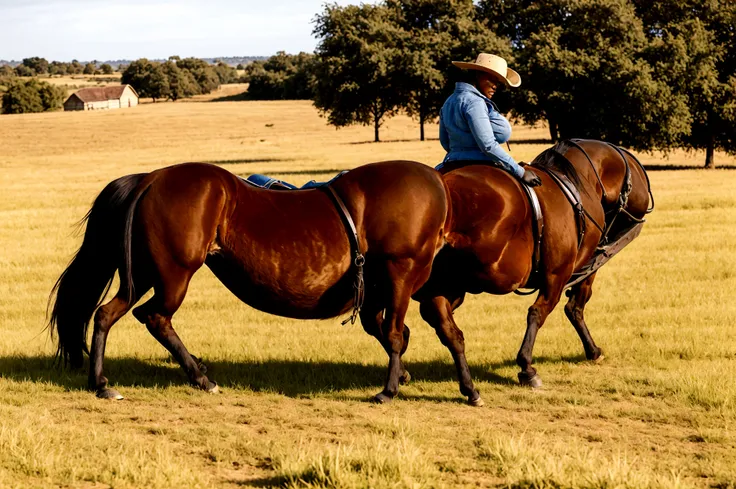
[439,82,524,179]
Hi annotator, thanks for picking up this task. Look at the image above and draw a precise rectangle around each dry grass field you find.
[1,95,735,488]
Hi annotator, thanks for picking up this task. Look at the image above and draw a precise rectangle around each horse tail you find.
[47,173,147,368]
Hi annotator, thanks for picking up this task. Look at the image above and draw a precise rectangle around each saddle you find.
[243,171,347,190]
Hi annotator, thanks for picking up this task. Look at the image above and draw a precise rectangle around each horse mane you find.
[530,140,583,190]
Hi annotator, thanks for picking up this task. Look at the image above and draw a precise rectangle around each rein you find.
[320,184,366,326]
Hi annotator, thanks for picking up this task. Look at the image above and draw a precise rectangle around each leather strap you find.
[519,181,544,284]
[321,183,366,325]
[536,165,588,249]
[569,138,608,199]
[322,184,361,257]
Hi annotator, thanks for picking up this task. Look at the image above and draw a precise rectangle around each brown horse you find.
[48,160,451,402]
[414,139,653,405]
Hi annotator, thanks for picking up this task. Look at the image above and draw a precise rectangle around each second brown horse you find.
[415,140,652,405]
[49,160,450,402]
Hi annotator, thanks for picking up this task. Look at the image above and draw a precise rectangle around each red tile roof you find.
[72,85,133,103]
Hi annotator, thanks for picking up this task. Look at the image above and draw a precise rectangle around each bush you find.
[14,65,34,77]
[1,79,65,114]
[245,52,315,100]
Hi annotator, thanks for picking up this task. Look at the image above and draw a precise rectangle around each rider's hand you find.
[521,168,542,187]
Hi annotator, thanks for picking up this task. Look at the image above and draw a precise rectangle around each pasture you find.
[0,94,735,488]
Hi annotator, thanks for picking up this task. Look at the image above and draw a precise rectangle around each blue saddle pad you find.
[245,171,346,190]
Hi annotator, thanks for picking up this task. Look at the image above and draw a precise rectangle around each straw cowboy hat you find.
[452,53,521,88]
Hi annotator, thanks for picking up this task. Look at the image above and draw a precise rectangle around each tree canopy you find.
[122,57,226,102]
[244,52,316,100]
[2,79,65,114]
[633,0,736,167]
[312,3,408,142]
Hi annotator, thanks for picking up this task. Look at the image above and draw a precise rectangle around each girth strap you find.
[320,184,366,326]
[520,181,544,283]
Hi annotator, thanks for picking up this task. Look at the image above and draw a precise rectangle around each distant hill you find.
[0,56,270,68]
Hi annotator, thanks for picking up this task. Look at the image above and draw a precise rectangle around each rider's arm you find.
[439,114,450,152]
[462,97,524,179]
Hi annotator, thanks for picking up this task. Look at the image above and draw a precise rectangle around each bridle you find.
[515,139,654,295]
[545,138,653,249]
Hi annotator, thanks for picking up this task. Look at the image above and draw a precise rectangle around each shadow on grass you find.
[347,138,440,145]
[643,164,736,171]
[0,354,587,397]
[510,138,553,145]
[206,157,293,165]
[209,91,251,102]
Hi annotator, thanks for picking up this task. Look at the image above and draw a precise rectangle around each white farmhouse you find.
[63,85,139,111]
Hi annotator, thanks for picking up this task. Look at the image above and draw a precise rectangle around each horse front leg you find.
[564,272,603,362]
[516,280,566,388]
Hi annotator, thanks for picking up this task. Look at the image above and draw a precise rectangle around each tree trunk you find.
[374,115,380,142]
[419,99,425,141]
[547,116,558,142]
[705,133,716,169]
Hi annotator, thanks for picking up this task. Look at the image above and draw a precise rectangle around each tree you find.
[313,3,405,142]
[0,65,15,78]
[67,60,83,75]
[100,63,114,75]
[121,59,169,101]
[213,61,238,84]
[633,0,736,168]
[176,57,220,94]
[22,57,49,75]
[478,0,690,151]
[387,0,510,140]
[236,63,245,70]
[162,60,200,101]
[146,64,170,102]
[48,61,69,76]
[83,63,96,75]
[245,52,315,100]
[2,79,65,114]
[14,64,34,77]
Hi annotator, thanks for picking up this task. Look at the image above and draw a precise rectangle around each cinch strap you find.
[321,184,366,326]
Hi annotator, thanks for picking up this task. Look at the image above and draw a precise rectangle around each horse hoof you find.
[206,382,219,394]
[468,396,484,407]
[399,371,411,385]
[518,373,543,389]
[372,392,393,404]
[96,388,124,400]
[593,354,605,364]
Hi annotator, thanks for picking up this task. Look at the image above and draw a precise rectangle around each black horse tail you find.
[47,173,148,368]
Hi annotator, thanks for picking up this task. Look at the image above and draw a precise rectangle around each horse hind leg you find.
[419,292,483,406]
[564,272,603,362]
[89,272,152,399]
[359,305,411,385]
[372,260,420,403]
[132,266,218,393]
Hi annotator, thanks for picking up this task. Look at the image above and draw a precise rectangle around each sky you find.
[1,0,376,62]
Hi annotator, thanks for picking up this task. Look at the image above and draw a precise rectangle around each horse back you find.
[331,160,450,259]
